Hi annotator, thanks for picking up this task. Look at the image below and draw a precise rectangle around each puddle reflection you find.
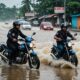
[0,66,40,80]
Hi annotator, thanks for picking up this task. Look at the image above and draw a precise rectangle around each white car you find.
[21,22,32,30]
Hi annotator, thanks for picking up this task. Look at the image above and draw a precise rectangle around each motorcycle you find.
[51,34,78,66]
[0,32,40,69]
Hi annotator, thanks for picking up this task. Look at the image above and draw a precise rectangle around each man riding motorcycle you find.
[7,21,26,65]
[54,24,76,58]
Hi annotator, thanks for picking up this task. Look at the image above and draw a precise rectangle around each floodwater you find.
[0,22,80,80]
[0,65,40,80]
[0,65,79,80]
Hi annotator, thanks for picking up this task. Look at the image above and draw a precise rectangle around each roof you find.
[45,14,57,18]
[71,14,80,17]
[39,14,57,19]
[25,12,35,17]
[39,15,45,19]
[28,17,37,20]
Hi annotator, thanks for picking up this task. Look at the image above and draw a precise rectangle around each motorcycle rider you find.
[54,24,76,58]
[7,21,26,65]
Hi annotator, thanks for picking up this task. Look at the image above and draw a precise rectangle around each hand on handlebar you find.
[13,38,17,42]
[57,38,62,41]
[18,38,25,41]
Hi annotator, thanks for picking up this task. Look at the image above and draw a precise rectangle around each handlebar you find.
[18,32,36,42]
[18,38,35,42]
[62,38,76,45]
[18,39,25,41]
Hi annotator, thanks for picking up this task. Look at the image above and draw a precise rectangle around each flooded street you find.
[0,65,80,80]
[0,65,57,80]
[0,22,80,80]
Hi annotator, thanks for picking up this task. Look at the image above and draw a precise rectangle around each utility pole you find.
[64,0,66,26]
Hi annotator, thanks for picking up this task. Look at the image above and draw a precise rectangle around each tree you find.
[67,1,80,14]
[32,0,64,16]
[20,0,31,16]
[0,3,6,9]
[0,3,17,21]
[0,3,6,16]
[12,5,17,17]
[20,0,80,17]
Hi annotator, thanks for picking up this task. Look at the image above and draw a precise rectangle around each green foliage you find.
[32,0,64,16]
[20,0,80,16]
[20,0,31,16]
[0,3,17,21]
[67,1,80,14]
[32,0,80,16]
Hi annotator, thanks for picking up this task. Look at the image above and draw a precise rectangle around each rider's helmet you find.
[61,23,68,31]
[13,21,21,29]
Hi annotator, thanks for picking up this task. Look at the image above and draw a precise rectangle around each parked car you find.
[40,22,53,30]
[32,20,39,26]
[15,19,26,23]
[21,21,32,30]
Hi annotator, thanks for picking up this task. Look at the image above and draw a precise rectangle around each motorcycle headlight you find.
[30,43,33,47]
[68,43,72,47]
[29,41,36,48]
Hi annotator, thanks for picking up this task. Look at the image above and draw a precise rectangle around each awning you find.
[28,17,37,20]
[71,14,80,17]
[45,14,57,18]
[39,14,57,19]
[39,16,45,19]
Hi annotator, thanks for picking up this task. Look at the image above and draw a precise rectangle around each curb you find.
[70,29,80,32]
[54,28,80,32]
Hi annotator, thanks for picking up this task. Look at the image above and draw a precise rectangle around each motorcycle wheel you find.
[70,55,78,67]
[1,50,8,63]
[28,55,40,69]
[51,47,59,58]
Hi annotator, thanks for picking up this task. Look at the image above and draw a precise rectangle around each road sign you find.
[54,7,65,13]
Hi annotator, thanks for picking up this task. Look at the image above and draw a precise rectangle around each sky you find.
[0,0,23,8]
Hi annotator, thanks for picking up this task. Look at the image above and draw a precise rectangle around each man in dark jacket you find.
[7,21,26,65]
[54,24,76,58]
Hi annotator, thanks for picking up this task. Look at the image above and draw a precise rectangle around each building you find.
[71,14,80,29]
[25,12,36,20]
[39,14,64,27]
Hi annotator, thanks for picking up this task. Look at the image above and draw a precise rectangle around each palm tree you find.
[20,0,31,16]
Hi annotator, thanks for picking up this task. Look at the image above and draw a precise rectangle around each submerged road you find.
[0,22,80,80]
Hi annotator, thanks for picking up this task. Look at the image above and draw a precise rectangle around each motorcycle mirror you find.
[33,32,36,35]
[74,33,77,36]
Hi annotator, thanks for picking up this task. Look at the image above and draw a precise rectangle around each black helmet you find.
[13,21,21,28]
[61,24,67,30]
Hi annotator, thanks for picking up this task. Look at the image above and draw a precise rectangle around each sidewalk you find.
[54,27,80,32]
[71,29,80,32]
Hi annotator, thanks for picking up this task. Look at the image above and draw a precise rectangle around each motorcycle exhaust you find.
[50,54,57,60]
[0,51,9,62]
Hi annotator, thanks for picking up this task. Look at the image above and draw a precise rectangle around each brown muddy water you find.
[0,22,80,80]
[0,44,79,80]
[0,64,79,80]
[0,43,79,80]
